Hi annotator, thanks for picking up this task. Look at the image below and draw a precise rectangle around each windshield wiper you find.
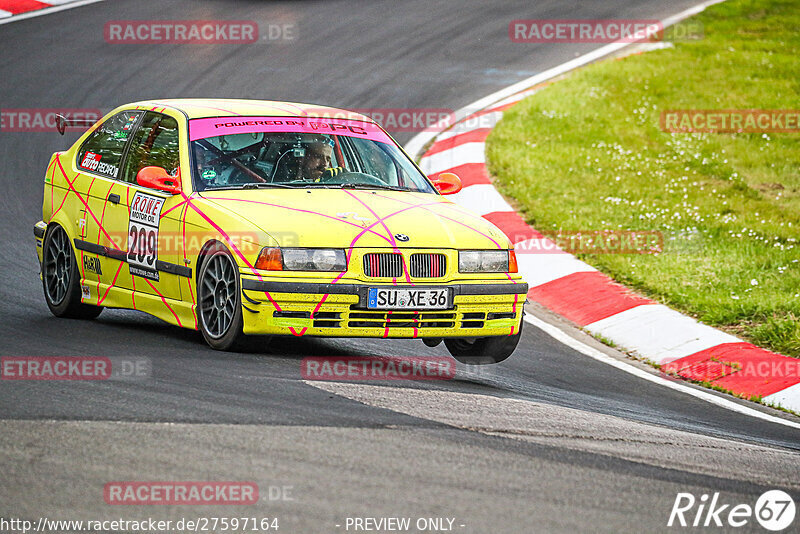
[240,182,296,189]
[204,182,295,191]
[338,183,407,192]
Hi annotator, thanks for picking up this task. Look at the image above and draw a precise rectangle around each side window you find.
[120,112,180,184]
[76,111,141,179]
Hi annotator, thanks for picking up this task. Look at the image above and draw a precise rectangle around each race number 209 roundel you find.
[127,192,164,281]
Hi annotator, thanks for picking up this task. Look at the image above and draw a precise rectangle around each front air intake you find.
[363,253,404,278]
[410,253,446,278]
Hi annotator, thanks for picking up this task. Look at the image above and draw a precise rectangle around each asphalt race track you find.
[0,1,798,532]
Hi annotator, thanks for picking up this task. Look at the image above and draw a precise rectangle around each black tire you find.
[197,245,247,351]
[444,320,523,365]
[41,224,103,319]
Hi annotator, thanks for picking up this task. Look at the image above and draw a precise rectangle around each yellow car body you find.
[35,99,527,359]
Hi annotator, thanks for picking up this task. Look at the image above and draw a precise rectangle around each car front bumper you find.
[239,277,528,338]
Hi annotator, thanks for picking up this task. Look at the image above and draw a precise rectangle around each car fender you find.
[181,197,280,279]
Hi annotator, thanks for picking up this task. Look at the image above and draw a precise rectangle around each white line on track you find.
[405,0,800,427]
[6,0,793,428]
[524,314,800,430]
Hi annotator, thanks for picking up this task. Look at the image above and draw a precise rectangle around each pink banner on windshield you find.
[189,116,393,144]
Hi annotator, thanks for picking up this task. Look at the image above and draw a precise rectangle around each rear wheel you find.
[41,224,102,319]
[444,320,522,365]
[198,246,246,351]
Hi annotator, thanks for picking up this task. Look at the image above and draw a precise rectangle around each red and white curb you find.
[406,1,800,415]
[0,0,101,24]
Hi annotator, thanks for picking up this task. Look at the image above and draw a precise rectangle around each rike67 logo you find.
[668,490,796,530]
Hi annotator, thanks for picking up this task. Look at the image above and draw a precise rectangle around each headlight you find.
[256,247,347,271]
[459,250,516,273]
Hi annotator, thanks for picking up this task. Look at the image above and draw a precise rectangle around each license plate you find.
[367,288,449,310]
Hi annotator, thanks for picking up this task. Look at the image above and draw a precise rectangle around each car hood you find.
[197,188,511,249]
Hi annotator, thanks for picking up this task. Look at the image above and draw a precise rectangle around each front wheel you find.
[197,246,246,351]
[41,224,103,319]
[444,320,523,365]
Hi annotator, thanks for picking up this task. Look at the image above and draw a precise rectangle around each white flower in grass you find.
[750,279,758,286]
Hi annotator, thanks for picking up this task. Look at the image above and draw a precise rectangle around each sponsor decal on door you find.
[127,191,165,281]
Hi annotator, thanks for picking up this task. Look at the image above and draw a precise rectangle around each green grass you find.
[486,0,800,358]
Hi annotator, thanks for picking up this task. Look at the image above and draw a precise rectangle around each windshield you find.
[188,116,436,193]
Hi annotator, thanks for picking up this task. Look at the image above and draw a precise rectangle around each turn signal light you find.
[255,247,283,270]
[509,250,518,273]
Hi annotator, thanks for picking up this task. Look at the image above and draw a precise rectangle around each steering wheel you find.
[227,166,268,185]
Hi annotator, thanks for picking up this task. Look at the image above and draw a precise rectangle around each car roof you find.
[129,98,375,122]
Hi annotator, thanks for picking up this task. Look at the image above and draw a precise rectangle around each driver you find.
[296,139,335,181]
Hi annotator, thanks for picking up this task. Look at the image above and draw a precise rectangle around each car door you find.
[79,111,191,307]
[99,110,186,301]
[76,110,144,300]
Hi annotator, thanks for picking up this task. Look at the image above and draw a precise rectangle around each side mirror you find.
[431,172,462,195]
[136,166,182,195]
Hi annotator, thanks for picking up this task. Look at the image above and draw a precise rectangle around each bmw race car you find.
[35,99,527,363]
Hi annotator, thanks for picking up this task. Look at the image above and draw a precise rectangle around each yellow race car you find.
[35,99,527,363]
